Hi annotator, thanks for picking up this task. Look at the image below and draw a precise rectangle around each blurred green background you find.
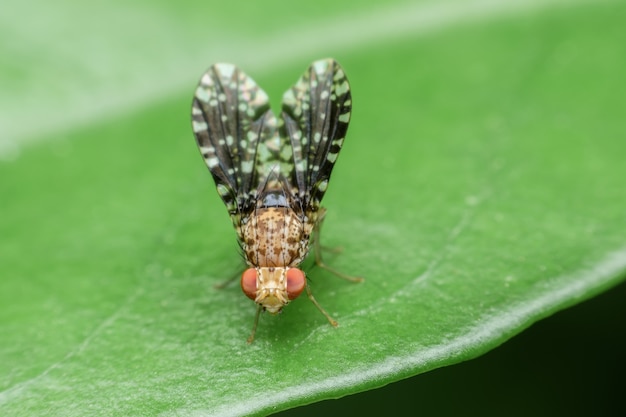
[2,0,625,416]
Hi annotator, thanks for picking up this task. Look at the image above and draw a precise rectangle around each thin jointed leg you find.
[306,283,338,327]
[246,305,262,344]
[214,268,241,289]
[313,208,364,283]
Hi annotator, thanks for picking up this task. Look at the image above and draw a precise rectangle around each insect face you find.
[240,267,306,314]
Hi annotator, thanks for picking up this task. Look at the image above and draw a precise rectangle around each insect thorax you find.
[239,201,314,269]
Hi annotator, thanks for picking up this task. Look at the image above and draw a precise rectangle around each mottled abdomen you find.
[240,207,312,268]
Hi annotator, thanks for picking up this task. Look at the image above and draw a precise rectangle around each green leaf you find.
[1,1,625,416]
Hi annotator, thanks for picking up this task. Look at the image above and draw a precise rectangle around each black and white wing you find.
[191,63,277,220]
[279,58,352,210]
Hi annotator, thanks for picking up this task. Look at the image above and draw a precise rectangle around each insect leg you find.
[313,208,364,283]
[213,269,240,289]
[247,305,263,344]
[305,282,338,327]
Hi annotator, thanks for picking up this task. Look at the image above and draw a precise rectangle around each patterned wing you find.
[254,117,294,192]
[280,58,352,210]
[191,63,277,219]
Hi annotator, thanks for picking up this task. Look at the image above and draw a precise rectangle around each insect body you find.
[191,58,361,343]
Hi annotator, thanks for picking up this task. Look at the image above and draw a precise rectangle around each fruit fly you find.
[191,58,361,342]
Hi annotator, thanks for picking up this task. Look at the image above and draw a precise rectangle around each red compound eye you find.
[241,268,257,300]
[286,268,306,300]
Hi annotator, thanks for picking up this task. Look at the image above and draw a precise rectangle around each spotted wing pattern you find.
[191,64,278,221]
[280,58,352,211]
[191,58,351,221]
